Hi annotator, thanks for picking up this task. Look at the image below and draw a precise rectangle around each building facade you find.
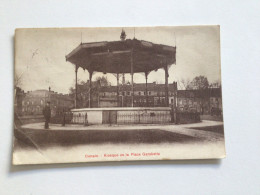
[98,83,222,115]
[98,82,178,108]
[177,88,222,114]
[14,87,26,116]
[17,88,74,116]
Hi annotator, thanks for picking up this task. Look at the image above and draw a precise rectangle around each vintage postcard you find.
[13,26,225,165]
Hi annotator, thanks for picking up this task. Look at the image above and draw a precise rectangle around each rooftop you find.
[66,39,176,74]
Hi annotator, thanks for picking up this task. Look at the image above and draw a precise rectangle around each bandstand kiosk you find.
[66,31,176,125]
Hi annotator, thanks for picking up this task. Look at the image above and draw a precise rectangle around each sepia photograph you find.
[13,26,225,165]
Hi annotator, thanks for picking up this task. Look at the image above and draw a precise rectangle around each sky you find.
[15,26,221,93]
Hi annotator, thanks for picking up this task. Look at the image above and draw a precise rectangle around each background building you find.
[98,83,222,115]
[99,82,178,107]
[14,87,26,116]
[177,88,222,114]
[17,88,74,116]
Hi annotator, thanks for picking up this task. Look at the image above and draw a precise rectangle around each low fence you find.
[71,112,88,124]
[117,110,171,124]
[38,109,201,126]
[200,114,223,121]
[70,107,172,125]
[176,112,200,124]
[69,107,200,125]
[16,115,45,125]
[50,112,73,124]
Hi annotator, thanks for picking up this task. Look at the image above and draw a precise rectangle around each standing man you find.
[43,101,51,129]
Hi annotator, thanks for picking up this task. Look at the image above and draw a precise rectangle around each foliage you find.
[95,76,110,87]
[69,76,110,107]
[187,76,209,90]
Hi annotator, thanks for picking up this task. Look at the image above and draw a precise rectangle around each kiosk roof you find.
[66,39,176,73]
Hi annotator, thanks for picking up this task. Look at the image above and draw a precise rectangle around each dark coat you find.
[43,106,51,120]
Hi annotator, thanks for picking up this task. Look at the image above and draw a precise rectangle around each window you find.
[149,91,151,96]
[127,92,130,96]
[138,92,141,95]
[161,98,165,104]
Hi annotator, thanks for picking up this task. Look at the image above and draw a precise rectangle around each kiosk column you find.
[164,65,169,107]
[145,71,149,107]
[75,65,78,108]
[88,70,93,108]
[131,49,134,107]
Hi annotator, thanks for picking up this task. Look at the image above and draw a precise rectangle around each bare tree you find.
[14,73,23,89]
[177,78,191,90]
[209,80,221,88]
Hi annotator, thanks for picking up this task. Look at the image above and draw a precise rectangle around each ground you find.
[12,120,225,164]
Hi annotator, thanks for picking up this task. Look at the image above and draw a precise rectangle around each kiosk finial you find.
[120,29,126,41]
